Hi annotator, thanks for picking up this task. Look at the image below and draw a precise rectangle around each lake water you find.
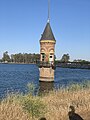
[0,64,90,99]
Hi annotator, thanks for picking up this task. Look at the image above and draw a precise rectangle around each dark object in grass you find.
[39,117,47,120]
[68,106,84,120]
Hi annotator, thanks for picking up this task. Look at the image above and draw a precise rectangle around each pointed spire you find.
[40,22,55,41]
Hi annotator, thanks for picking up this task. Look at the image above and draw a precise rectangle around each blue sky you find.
[0,0,90,61]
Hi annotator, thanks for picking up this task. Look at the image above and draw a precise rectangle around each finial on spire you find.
[47,0,50,23]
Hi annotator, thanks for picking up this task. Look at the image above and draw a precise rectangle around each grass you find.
[0,81,90,120]
[0,94,30,120]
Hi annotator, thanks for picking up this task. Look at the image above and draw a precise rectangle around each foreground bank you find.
[0,82,90,120]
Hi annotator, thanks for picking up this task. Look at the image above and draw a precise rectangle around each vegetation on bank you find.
[0,51,40,63]
[0,81,90,120]
[0,51,90,65]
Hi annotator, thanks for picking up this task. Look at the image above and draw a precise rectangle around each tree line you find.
[0,51,40,64]
[56,54,90,64]
[0,52,89,64]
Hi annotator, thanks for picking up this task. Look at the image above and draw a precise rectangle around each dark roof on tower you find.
[40,22,56,41]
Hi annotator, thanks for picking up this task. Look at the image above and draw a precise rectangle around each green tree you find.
[2,51,10,62]
[11,54,14,63]
[60,54,70,62]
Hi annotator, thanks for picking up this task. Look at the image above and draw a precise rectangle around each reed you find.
[0,81,90,120]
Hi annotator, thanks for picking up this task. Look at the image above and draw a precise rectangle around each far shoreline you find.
[0,62,90,70]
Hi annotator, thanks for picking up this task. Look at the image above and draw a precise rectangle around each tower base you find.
[39,67,54,82]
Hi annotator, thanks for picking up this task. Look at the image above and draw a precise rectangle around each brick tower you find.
[39,0,56,82]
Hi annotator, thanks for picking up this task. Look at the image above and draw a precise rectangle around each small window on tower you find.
[41,53,45,61]
[42,55,44,58]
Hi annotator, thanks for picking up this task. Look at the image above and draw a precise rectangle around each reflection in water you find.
[39,81,54,94]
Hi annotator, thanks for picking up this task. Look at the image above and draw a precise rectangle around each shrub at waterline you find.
[21,95,46,119]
